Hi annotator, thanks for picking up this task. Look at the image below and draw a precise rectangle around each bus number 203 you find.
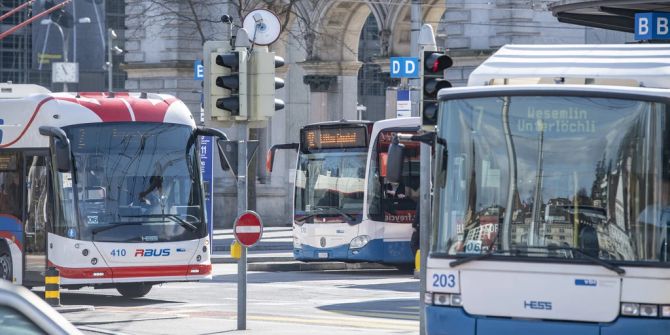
[432,273,456,288]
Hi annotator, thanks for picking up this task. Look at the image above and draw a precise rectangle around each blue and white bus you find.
[268,118,421,266]
[422,45,670,334]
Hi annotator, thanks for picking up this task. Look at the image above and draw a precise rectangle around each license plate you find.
[317,252,329,259]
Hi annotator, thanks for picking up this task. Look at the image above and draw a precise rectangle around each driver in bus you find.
[138,175,168,213]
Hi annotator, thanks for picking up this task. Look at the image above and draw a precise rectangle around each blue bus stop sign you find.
[390,57,420,78]
[635,12,670,40]
[194,60,204,80]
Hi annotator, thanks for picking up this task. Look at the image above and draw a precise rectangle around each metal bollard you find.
[44,267,61,307]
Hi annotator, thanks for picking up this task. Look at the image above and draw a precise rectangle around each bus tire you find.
[0,244,12,281]
[116,283,152,298]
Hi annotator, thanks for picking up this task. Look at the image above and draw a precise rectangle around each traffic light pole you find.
[237,123,248,331]
[418,24,437,335]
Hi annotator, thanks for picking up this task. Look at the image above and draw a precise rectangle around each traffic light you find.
[248,46,285,124]
[209,49,247,120]
[421,50,452,128]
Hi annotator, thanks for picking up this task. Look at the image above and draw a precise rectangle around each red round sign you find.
[234,211,263,247]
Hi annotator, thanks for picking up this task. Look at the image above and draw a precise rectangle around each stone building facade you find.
[123,0,630,228]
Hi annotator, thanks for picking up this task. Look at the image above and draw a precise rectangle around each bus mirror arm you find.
[267,143,298,173]
[38,126,72,173]
[194,127,227,140]
[398,132,435,146]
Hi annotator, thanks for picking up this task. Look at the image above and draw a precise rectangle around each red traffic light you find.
[424,51,453,73]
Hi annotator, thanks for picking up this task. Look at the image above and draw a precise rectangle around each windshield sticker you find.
[464,240,482,253]
[518,107,596,133]
[87,216,99,225]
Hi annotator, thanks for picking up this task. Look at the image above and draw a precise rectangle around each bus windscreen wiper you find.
[91,221,147,236]
[295,207,355,223]
[118,214,199,231]
[545,245,625,275]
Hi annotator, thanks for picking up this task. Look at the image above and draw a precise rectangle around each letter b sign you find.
[635,12,670,41]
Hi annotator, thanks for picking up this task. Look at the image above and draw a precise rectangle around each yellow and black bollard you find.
[44,267,61,307]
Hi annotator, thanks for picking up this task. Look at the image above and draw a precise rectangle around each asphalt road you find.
[50,264,419,335]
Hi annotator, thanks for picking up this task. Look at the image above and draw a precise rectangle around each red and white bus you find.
[0,84,226,297]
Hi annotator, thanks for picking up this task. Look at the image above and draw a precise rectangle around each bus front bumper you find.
[426,305,670,335]
[293,239,384,262]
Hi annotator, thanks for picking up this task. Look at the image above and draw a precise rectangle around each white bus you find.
[0,85,226,297]
[269,117,420,267]
[415,45,670,334]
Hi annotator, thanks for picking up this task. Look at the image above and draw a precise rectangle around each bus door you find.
[23,153,50,285]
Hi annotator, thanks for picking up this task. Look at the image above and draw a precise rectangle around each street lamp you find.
[106,28,124,92]
[41,17,90,92]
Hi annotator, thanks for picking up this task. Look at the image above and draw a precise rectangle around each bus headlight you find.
[661,305,670,318]
[432,293,463,307]
[350,235,370,249]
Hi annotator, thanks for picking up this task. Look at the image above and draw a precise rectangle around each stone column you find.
[300,60,362,122]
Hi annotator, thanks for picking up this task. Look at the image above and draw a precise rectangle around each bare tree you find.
[127,0,355,60]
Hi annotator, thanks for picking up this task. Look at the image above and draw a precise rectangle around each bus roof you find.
[0,83,51,98]
[0,91,194,149]
[438,84,670,101]
[467,44,670,89]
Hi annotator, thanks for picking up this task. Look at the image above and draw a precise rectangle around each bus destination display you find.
[304,127,367,150]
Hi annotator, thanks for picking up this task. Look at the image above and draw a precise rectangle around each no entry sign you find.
[234,210,263,247]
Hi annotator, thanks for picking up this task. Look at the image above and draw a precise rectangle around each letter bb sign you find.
[635,12,670,40]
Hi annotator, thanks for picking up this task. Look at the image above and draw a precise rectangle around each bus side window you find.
[0,154,20,219]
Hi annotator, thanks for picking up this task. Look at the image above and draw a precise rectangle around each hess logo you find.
[134,248,171,257]
[524,300,552,310]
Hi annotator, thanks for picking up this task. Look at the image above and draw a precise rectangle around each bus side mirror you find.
[53,138,72,172]
[192,127,228,171]
[386,136,405,183]
[39,126,72,173]
[216,139,231,171]
[266,150,274,173]
[266,143,299,173]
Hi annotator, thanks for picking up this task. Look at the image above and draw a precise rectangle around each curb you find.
[247,261,395,272]
[211,255,295,264]
[213,243,293,252]
[55,305,95,313]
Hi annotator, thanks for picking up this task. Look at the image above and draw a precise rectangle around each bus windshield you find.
[295,151,366,223]
[58,123,204,243]
[367,130,420,224]
[433,94,670,264]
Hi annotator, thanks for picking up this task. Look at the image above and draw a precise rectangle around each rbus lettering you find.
[134,248,171,257]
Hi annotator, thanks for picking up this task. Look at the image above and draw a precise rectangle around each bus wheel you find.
[116,283,152,298]
[0,249,12,281]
